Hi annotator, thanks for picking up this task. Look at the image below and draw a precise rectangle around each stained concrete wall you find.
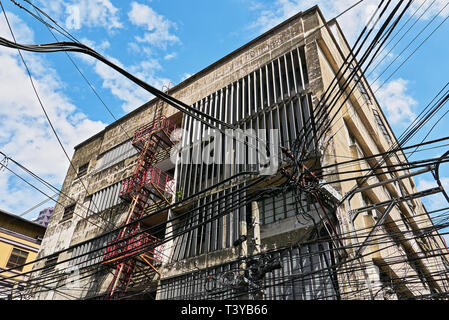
[30,7,325,300]
[29,6,449,300]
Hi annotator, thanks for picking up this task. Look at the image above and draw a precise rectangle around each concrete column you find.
[345,200,374,300]
[365,264,383,300]
[239,220,248,258]
[250,201,265,300]
[238,219,248,300]
[251,201,261,255]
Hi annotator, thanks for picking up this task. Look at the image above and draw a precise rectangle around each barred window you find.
[77,163,89,177]
[349,65,372,105]
[176,45,312,200]
[62,204,75,221]
[94,140,138,173]
[373,109,393,144]
[43,254,59,273]
[6,248,29,271]
[88,181,123,216]
[259,190,314,225]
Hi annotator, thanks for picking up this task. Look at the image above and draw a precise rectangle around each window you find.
[77,163,89,177]
[88,182,122,215]
[6,248,29,271]
[259,190,316,225]
[43,254,59,273]
[298,46,309,85]
[372,109,393,144]
[94,140,138,173]
[348,132,356,146]
[343,118,355,147]
[62,204,75,221]
[348,65,372,105]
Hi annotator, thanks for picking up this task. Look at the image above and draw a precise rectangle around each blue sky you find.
[0,0,448,235]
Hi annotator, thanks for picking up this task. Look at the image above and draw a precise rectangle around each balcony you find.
[119,165,174,201]
[132,116,177,151]
[102,231,162,265]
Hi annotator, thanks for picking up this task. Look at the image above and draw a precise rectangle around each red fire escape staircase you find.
[102,116,177,299]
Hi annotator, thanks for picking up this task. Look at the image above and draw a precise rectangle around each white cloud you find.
[127,42,141,54]
[417,177,449,212]
[80,52,171,112]
[128,2,180,49]
[251,0,449,45]
[181,73,192,82]
[251,0,379,43]
[127,42,153,57]
[0,12,106,215]
[411,0,449,20]
[164,52,177,60]
[375,78,417,126]
[65,3,181,113]
[73,37,111,64]
[416,176,449,246]
[38,0,122,31]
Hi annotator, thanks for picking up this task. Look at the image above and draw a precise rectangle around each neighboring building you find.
[0,209,46,299]
[28,6,449,300]
[33,208,54,227]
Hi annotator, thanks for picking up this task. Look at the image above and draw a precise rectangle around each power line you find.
[0,0,107,228]
[2,0,449,300]
[19,193,57,217]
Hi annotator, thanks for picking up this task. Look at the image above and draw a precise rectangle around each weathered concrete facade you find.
[28,6,449,300]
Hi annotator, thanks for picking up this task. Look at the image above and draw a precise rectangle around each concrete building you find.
[0,209,46,299]
[27,6,449,300]
[33,208,54,228]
